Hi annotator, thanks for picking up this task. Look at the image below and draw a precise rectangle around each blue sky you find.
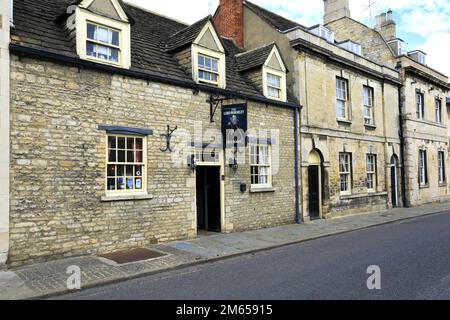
[126,0,450,77]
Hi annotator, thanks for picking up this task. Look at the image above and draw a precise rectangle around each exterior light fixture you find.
[187,154,197,173]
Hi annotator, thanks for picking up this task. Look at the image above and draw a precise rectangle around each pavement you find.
[0,202,449,300]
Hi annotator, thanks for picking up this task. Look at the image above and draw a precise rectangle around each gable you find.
[267,52,283,71]
[193,21,224,53]
[80,0,129,22]
[264,47,286,72]
[88,0,120,20]
[198,28,220,52]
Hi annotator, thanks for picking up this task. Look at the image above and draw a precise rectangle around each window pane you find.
[108,149,116,162]
[87,42,96,57]
[135,151,143,163]
[97,45,109,60]
[97,27,109,43]
[118,150,126,162]
[211,59,218,72]
[107,178,116,191]
[127,138,134,150]
[107,165,116,177]
[268,74,281,88]
[336,100,346,118]
[135,138,143,150]
[127,151,134,163]
[117,177,125,190]
[110,48,119,63]
[111,30,119,46]
[118,137,126,149]
[198,55,205,68]
[108,136,116,149]
[135,178,143,190]
[87,23,96,40]
[135,165,142,177]
[205,57,211,69]
[126,165,134,176]
[210,73,218,83]
[126,178,134,190]
[117,165,125,176]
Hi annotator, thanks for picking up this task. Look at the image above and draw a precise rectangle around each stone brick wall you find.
[400,72,450,206]
[326,17,397,68]
[294,52,402,218]
[9,55,297,266]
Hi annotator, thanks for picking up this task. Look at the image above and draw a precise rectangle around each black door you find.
[196,166,221,232]
[308,166,320,220]
[391,166,398,207]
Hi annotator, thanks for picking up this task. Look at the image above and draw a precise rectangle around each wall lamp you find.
[187,155,197,173]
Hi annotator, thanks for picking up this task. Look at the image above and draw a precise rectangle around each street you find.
[54,211,450,300]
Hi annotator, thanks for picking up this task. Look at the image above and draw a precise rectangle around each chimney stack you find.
[375,9,396,41]
[323,0,351,25]
[214,0,244,48]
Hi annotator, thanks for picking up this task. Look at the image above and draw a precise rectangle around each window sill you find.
[364,124,377,130]
[337,118,352,125]
[439,183,447,188]
[250,186,276,193]
[419,184,429,189]
[101,193,153,202]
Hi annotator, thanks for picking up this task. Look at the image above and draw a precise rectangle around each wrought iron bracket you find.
[160,125,178,153]
[207,94,234,123]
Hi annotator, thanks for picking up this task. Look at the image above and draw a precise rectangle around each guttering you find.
[294,107,301,224]
[9,44,301,110]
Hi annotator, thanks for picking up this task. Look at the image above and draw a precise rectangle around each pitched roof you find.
[244,1,307,32]
[235,43,275,72]
[164,15,212,52]
[12,0,291,101]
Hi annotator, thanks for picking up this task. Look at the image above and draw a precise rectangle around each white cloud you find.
[419,33,450,77]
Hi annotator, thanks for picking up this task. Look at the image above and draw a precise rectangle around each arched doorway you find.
[308,149,323,220]
[391,155,400,207]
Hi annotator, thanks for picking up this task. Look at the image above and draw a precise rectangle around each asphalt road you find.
[55,211,450,300]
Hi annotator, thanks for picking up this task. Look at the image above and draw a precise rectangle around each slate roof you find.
[11,0,293,103]
[165,16,213,52]
[244,1,307,32]
[235,43,275,72]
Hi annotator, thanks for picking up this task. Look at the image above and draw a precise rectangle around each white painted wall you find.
[0,0,11,265]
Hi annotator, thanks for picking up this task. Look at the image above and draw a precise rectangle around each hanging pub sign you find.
[221,103,248,148]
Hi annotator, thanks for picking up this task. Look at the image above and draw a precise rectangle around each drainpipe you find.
[294,107,301,224]
[398,84,407,207]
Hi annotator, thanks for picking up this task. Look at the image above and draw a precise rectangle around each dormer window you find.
[86,23,120,63]
[408,50,427,65]
[310,25,335,43]
[74,0,131,69]
[190,20,226,88]
[338,40,362,55]
[198,54,219,85]
[388,39,407,56]
[262,46,287,102]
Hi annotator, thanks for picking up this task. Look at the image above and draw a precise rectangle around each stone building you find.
[215,0,404,220]
[324,0,450,206]
[2,0,302,266]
